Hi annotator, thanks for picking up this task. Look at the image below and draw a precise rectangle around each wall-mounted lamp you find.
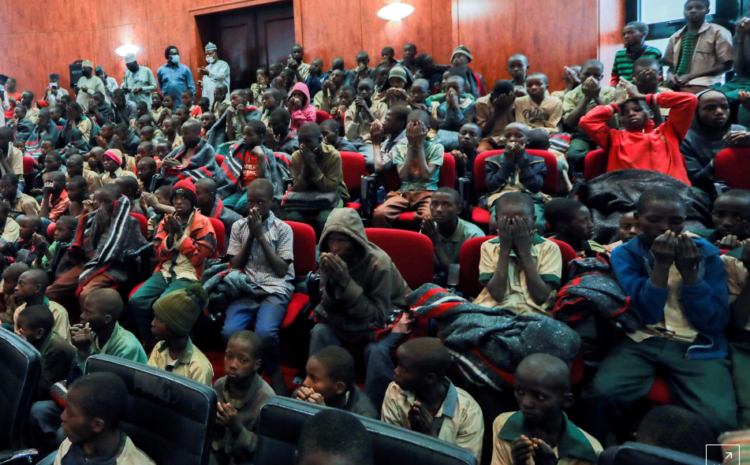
[115,43,140,57]
[377,2,415,21]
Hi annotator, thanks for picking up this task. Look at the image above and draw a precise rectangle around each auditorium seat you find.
[208,217,226,255]
[86,355,216,465]
[365,228,434,289]
[339,151,369,211]
[315,110,331,124]
[598,442,715,465]
[715,146,750,190]
[584,148,607,180]
[255,397,477,465]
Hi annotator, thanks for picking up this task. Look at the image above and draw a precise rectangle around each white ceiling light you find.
[115,43,139,57]
[377,3,415,21]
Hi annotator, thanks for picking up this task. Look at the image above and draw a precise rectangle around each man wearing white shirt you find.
[75,60,106,110]
[96,66,119,103]
[43,74,69,108]
[121,53,157,109]
[198,42,230,106]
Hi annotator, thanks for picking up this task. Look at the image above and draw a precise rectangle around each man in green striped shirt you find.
[610,22,663,86]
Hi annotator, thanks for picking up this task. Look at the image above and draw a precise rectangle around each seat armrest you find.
[457,176,471,219]
[361,175,379,218]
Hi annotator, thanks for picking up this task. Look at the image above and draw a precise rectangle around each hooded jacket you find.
[289,82,317,133]
[314,208,410,339]
[680,90,746,192]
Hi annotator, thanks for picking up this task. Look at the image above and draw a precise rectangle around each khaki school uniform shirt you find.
[665,22,733,87]
[55,435,155,465]
[345,100,388,143]
[475,94,514,143]
[15,299,71,343]
[1,144,24,177]
[723,253,750,331]
[1,217,19,244]
[9,193,41,218]
[381,379,484,462]
[514,95,563,132]
[100,167,137,185]
[626,261,700,343]
[437,218,485,266]
[148,339,214,386]
[491,411,602,465]
[67,169,103,195]
[562,85,616,126]
[473,235,562,316]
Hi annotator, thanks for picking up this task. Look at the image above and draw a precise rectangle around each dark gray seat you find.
[255,396,477,465]
[598,442,721,465]
[85,354,217,465]
[0,330,41,457]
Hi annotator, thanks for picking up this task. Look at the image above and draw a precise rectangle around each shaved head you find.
[20,269,49,289]
[399,337,452,378]
[515,353,571,393]
[87,288,124,320]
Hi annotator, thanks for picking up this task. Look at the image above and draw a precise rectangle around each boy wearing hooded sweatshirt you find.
[288,82,317,133]
[681,90,750,192]
[310,208,411,407]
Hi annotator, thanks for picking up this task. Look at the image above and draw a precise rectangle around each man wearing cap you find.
[158,45,195,108]
[130,178,218,346]
[147,283,214,385]
[95,66,119,103]
[198,43,230,106]
[449,45,487,98]
[43,74,69,107]
[100,149,137,185]
[121,54,157,110]
[75,60,106,111]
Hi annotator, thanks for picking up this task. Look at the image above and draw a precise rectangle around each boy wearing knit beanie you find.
[147,283,214,386]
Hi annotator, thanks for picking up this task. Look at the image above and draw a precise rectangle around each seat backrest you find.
[546,237,577,270]
[0,330,41,451]
[315,110,331,124]
[340,151,368,199]
[439,152,456,188]
[715,147,750,190]
[598,442,718,465]
[584,148,607,181]
[285,221,317,275]
[208,217,226,255]
[459,235,495,298]
[255,397,476,465]
[86,355,217,465]
[47,222,56,240]
[473,149,558,195]
[23,156,35,175]
[129,212,148,239]
[365,228,434,289]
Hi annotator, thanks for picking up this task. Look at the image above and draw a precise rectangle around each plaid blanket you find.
[407,284,580,391]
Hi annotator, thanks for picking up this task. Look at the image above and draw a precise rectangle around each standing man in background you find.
[96,66,119,103]
[158,45,195,108]
[43,74,69,107]
[198,42,230,106]
[121,53,157,110]
[75,60,106,111]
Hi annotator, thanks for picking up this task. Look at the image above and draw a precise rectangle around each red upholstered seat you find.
[365,228,434,289]
[23,156,35,175]
[315,110,331,124]
[282,221,317,329]
[129,212,148,239]
[715,147,750,190]
[340,151,369,210]
[647,377,672,405]
[471,149,559,230]
[208,217,226,255]
[47,222,56,239]
[584,148,607,180]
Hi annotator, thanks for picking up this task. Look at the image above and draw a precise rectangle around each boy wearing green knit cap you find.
[147,283,214,386]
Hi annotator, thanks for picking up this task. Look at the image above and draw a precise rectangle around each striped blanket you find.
[407,284,580,391]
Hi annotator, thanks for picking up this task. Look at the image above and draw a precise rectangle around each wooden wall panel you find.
[0,0,624,101]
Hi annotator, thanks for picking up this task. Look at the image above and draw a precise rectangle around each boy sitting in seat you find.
[212,330,275,465]
[421,187,484,285]
[147,283,214,386]
[222,179,294,394]
[310,208,411,408]
[293,346,379,419]
[287,122,349,233]
[474,193,562,316]
[545,198,608,258]
[51,372,156,464]
[372,110,443,228]
[15,304,75,400]
[594,186,737,435]
[382,337,484,462]
[491,354,602,465]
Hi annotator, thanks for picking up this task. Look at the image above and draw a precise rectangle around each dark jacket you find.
[485,152,546,196]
